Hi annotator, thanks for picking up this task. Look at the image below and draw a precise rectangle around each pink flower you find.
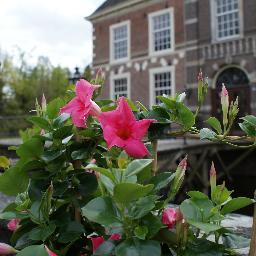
[7,218,20,231]
[60,79,101,128]
[0,243,17,255]
[162,208,177,229]
[109,233,121,240]
[90,236,105,253]
[99,97,155,158]
[45,246,58,256]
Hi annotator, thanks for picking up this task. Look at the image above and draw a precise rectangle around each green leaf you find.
[157,96,176,109]
[71,148,89,160]
[17,138,44,161]
[28,116,51,130]
[0,167,29,196]
[212,185,232,205]
[206,117,222,134]
[46,98,65,119]
[222,233,250,249]
[58,221,85,243]
[239,122,256,137]
[115,239,161,256]
[241,115,256,127]
[221,197,254,215]
[53,113,70,127]
[85,164,115,181]
[200,128,217,140]
[125,159,153,178]
[17,244,48,256]
[76,172,98,196]
[82,197,119,225]
[134,226,148,240]
[95,241,115,256]
[53,125,73,139]
[41,149,63,162]
[0,156,10,169]
[141,213,163,239]
[113,183,154,204]
[187,220,221,234]
[128,195,157,219]
[149,172,175,191]
[29,223,56,241]
[176,102,195,129]
[187,191,209,200]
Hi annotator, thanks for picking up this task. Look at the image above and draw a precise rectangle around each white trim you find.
[211,0,244,43]
[110,72,131,100]
[148,8,175,57]
[149,66,175,107]
[109,20,131,65]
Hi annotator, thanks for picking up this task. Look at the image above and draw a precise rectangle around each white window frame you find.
[211,0,243,42]
[148,8,175,56]
[110,72,131,100]
[149,66,175,107]
[110,20,131,64]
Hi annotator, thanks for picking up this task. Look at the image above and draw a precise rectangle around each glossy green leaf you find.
[85,164,115,181]
[46,98,65,119]
[200,128,217,140]
[29,223,56,241]
[125,159,153,178]
[113,183,154,204]
[176,102,195,129]
[82,197,119,225]
[222,233,250,249]
[58,221,85,243]
[206,117,222,134]
[115,239,161,256]
[41,149,63,162]
[0,156,10,169]
[95,241,115,256]
[187,191,209,200]
[187,220,221,234]
[28,116,51,130]
[17,244,48,256]
[134,226,148,240]
[53,113,70,127]
[221,197,254,215]
[149,172,175,191]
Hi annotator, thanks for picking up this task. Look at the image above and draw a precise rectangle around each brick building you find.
[87,0,256,116]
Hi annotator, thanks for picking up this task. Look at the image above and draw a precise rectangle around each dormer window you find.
[148,8,174,56]
[213,0,241,41]
[110,21,130,63]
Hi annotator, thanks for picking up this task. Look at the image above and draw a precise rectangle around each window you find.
[110,73,130,100]
[150,67,175,106]
[148,8,174,55]
[110,21,130,63]
[214,0,241,40]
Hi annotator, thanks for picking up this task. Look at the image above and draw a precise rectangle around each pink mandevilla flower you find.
[7,218,20,231]
[45,246,58,256]
[0,243,17,255]
[99,97,155,158]
[162,208,177,229]
[60,79,101,128]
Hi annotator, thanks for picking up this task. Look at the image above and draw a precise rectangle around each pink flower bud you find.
[45,246,58,256]
[197,70,203,81]
[89,100,102,118]
[178,155,188,172]
[7,218,20,231]
[221,84,229,130]
[90,236,105,253]
[0,243,18,255]
[209,162,216,177]
[109,233,121,240]
[162,208,177,229]
[210,162,217,196]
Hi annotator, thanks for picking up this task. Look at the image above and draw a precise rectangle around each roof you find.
[87,0,143,21]
[93,0,128,14]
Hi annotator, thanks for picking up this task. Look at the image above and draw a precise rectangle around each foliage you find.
[0,72,255,256]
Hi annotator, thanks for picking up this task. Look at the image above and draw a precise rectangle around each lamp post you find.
[69,67,82,85]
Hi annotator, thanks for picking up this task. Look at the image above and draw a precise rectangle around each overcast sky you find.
[0,0,105,70]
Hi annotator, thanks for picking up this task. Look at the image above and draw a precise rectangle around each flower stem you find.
[151,139,158,176]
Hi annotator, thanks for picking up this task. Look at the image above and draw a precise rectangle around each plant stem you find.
[249,190,256,256]
[152,139,158,176]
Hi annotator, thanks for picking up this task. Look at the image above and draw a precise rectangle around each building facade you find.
[87,0,256,116]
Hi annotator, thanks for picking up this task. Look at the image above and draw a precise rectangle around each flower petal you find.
[90,236,105,253]
[76,79,95,103]
[131,119,155,140]
[124,138,149,158]
[60,98,80,114]
[102,126,125,148]
[118,97,136,123]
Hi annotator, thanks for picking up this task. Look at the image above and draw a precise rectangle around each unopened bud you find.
[210,162,216,197]
[0,243,18,255]
[221,84,229,131]
[41,93,47,112]
[198,70,203,81]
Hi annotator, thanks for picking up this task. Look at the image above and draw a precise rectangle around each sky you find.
[0,0,106,70]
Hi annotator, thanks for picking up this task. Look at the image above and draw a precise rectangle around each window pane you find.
[153,71,172,104]
[152,12,172,52]
[113,24,128,60]
[216,0,240,39]
[113,78,128,100]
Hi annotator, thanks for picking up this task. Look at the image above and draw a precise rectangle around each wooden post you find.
[249,190,256,256]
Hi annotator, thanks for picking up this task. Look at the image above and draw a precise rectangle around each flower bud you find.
[162,208,177,229]
[221,84,229,131]
[89,100,102,117]
[45,246,58,256]
[90,236,105,253]
[7,218,20,231]
[0,243,18,255]
[41,93,47,112]
[210,162,216,197]
[109,233,121,240]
